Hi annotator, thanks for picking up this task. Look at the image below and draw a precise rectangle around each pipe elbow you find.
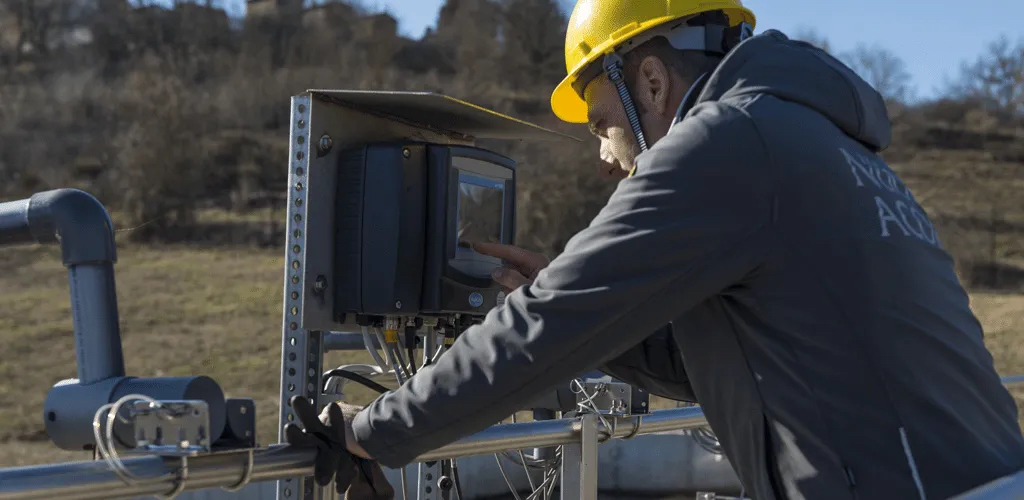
[28,189,117,266]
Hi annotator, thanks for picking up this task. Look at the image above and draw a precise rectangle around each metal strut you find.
[603,52,649,152]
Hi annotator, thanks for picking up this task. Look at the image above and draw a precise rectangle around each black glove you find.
[283,396,394,499]
[347,458,396,500]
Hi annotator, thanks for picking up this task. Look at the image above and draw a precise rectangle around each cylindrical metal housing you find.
[44,376,228,451]
[43,377,125,451]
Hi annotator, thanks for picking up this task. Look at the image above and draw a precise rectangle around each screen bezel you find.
[443,147,516,287]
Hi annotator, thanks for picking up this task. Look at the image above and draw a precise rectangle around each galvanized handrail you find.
[0,378,1021,500]
[0,407,706,500]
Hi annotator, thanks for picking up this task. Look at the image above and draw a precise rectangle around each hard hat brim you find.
[551,74,589,124]
[550,4,756,124]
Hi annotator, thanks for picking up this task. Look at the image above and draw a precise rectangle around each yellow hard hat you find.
[551,0,756,123]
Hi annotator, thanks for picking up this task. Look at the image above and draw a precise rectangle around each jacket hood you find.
[695,30,892,152]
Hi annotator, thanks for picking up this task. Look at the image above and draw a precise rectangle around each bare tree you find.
[947,35,1024,123]
[790,26,832,53]
[498,0,567,90]
[430,0,504,94]
[0,0,85,65]
[839,43,915,105]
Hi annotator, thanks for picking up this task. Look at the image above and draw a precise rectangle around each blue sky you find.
[222,0,1022,101]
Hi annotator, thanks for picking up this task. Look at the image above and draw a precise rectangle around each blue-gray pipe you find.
[0,189,123,383]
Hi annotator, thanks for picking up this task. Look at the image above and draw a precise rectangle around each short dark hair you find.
[622,11,730,101]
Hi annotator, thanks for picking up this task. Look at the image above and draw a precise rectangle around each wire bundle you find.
[92,394,187,498]
[92,394,258,499]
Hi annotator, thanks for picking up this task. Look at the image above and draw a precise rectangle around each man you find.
[295,0,1024,498]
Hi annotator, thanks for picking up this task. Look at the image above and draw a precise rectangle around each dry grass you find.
[0,232,1023,468]
[0,240,380,467]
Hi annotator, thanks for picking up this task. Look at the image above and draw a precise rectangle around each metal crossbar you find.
[2,378,1024,500]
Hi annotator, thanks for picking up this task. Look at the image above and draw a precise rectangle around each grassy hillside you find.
[1,212,1024,467]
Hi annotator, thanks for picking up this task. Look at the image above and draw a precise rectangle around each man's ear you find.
[635,55,672,116]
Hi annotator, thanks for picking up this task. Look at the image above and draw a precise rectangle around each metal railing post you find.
[560,440,581,498]
[579,414,599,499]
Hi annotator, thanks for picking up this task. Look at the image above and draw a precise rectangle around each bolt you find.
[402,148,411,158]
[438,476,453,491]
[318,134,333,155]
[314,275,328,293]
[395,300,402,309]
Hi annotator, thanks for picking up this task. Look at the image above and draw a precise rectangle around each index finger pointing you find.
[471,241,516,260]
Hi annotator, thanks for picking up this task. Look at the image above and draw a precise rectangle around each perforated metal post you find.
[277,95,328,500]
[418,461,441,500]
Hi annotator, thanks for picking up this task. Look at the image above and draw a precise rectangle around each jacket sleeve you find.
[351,105,774,468]
[598,323,698,403]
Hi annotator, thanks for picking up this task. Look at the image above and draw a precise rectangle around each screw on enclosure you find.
[402,148,411,158]
[314,275,327,293]
[318,134,333,155]
[395,301,402,309]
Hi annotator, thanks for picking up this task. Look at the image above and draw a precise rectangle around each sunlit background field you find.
[1,0,1024,475]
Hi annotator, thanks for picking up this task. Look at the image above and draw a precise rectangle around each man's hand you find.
[284,396,393,499]
[472,242,550,291]
[317,400,372,459]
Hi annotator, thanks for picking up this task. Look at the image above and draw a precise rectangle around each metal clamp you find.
[221,449,255,493]
[157,456,189,500]
[130,400,212,457]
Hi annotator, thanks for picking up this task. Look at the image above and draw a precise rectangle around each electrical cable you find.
[494,454,525,500]
[501,450,556,470]
[494,416,564,500]
[692,427,724,455]
[407,345,418,375]
[570,379,613,438]
[322,368,390,394]
[362,326,390,372]
[512,414,537,491]
[374,327,393,366]
[92,394,190,499]
[404,327,419,375]
[545,466,559,500]
[389,341,409,377]
[424,331,437,367]
[452,458,464,500]
[525,467,559,500]
[544,459,561,500]
[524,451,561,500]
[387,343,408,384]
[400,467,409,500]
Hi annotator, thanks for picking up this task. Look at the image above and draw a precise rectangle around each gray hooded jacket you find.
[352,30,1024,499]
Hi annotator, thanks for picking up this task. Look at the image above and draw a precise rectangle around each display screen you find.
[456,172,504,251]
